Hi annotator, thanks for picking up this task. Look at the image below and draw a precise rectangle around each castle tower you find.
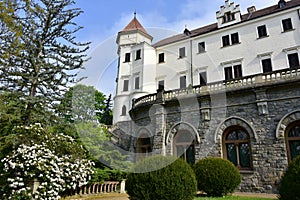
[113,14,156,124]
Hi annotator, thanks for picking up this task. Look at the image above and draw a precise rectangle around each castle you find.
[112,0,300,193]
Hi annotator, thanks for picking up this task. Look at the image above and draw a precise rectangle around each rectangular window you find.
[282,18,293,32]
[158,53,165,63]
[179,47,186,58]
[231,33,239,45]
[233,64,242,78]
[158,80,164,90]
[262,58,272,73]
[257,25,268,38]
[198,42,205,53]
[222,35,230,47]
[224,67,233,80]
[199,72,207,85]
[125,53,131,62]
[136,49,141,60]
[180,76,186,88]
[123,80,129,91]
[135,77,140,89]
[288,53,300,69]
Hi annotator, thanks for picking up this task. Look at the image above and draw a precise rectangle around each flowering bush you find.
[0,124,94,199]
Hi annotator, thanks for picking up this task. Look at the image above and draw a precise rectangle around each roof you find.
[153,0,300,48]
[120,16,149,35]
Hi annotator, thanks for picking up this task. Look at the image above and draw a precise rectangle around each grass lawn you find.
[194,196,276,200]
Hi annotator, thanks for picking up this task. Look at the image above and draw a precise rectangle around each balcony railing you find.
[132,68,300,108]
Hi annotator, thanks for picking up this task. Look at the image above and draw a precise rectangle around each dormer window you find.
[223,12,235,23]
[278,0,286,8]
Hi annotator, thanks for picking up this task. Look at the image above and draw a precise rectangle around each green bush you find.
[126,155,197,200]
[194,157,241,197]
[278,155,300,200]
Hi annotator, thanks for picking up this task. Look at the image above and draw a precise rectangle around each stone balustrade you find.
[132,68,300,108]
[75,180,126,195]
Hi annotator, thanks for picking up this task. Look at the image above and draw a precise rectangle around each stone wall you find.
[114,78,300,194]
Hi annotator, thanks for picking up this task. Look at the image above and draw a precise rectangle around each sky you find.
[72,0,279,96]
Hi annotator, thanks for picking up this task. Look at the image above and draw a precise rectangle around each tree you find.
[0,0,90,125]
[58,84,112,125]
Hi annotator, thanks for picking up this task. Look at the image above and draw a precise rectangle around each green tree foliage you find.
[58,84,112,125]
[126,156,197,200]
[0,0,90,125]
[193,158,242,197]
[278,155,300,200]
[75,122,132,171]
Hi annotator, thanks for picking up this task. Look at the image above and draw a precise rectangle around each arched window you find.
[223,127,252,170]
[173,130,195,164]
[286,121,300,162]
[137,135,152,160]
[121,105,126,116]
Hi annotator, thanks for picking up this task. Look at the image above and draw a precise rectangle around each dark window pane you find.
[135,77,140,89]
[288,125,300,137]
[282,18,293,32]
[121,105,126,115]
[237,130,248,140]
[199,72,207,85]
[198,42,205,53]
[257,25,267,38]
[123,80,129,91]
[234,64,242,78]
[136,49,141,60]
[180,76,186,88]
[158,53,165,63]
[231,33,239,44]
[226,131,237,140]
[239,143,251,168]
[222,35,230,47]
[224,67,233,80]
[158,80,164,90]
[226,143,238,166]
[289,141,300,160]
[179,47,186,58]
[262,58,272,73]
[288,53,299,69]
[125,53,131,62]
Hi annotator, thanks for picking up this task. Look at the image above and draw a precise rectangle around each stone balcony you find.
[132,67,300,108]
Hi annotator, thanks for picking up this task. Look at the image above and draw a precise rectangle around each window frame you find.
[198,42,206,53]
[224,64,243,81]
[231,32,240,45]
[282,18,293,32]
[134,76,140,90]
[158,53,165,63]
[123,79,129,92]
[121,105,127,116]
[136,49,141,60]
[261,58,273,73]
[288,52,300,69]
[199,71,207,86]
[179,75,187,88]
[257,25,268,38]
[179,47,186,59]
[222,35,230,47]
[124,52,131,63]
[285,121,300,163]
[158,80,165,90]
[223,126,253,171]
[173,130,195,165]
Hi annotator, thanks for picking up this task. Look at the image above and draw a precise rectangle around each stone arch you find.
[165,122,200,145]
[215,116,257,143]
[276,110,300,139]
[135,128,153,160]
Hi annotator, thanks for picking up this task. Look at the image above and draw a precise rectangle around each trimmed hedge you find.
[194,157,241,197]
[126,155,197,200]
[278,155,300,200]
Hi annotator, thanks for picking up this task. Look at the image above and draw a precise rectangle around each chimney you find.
[247,6,256,13]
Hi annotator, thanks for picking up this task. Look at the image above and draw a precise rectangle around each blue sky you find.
[73,0,277,96]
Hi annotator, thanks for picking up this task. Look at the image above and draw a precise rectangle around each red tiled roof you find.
[121,17,149,35]
[153,0,300,47]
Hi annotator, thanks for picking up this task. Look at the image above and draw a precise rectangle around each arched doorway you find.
[137,134,152,160]
[285,120,300,162]
[173,130,195,164]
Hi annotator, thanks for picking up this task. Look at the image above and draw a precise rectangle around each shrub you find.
[193,157,241,197]
[278,155,300,200]
[126,155,197,200]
